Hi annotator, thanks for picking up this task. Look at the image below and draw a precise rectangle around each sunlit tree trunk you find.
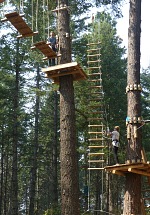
[58,0,80,214]
[123,1,142,214]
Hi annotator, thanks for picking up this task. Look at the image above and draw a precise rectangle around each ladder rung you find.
[87,49,100,52]
[88,146,105,148]
[88,132,103,134]
[88,73,102,76]
[91,91,104,95]
[89,153,104,155]
[88,125,103,127]
[88,138,104,141]
[88,79,102,82]
[88,112,103,115]
[88,168,104,170]
[88,104,104,107]
[88,60,101,63]
[87,42,101,45]
[88,118,103,120]
[88,160,104,163]
[88,98,103,101]
[87,54,101,57]
[89,86,103,88]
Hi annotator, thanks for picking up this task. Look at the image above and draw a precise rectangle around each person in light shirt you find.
[110,126,120,165]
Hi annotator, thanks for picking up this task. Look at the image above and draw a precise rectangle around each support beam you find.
[128,168,150,177]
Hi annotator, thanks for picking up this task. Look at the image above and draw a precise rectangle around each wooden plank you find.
[112,170,125,176]
[2,12,38,38]
[0,0,5,3]
[42,62,87,84]
[128,168,150,177]
[105,163,146,172]
[31,41,57,59]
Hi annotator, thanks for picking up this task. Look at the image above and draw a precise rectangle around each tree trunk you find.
[29,64,40,215]
[9,38,20,215]
[123,1,142,214]
[0,125,4,215]
[58,0,80,214]
[51,90,58,207]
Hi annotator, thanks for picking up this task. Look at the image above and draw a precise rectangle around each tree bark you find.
[9,38,20,215]
[60,75,80,215]
[29,64,40,215]
[58,0,80,214]
[51,90,58,207]
[123,1,142,214]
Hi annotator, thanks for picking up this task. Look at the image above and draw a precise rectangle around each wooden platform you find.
[105,162,150,177]
[1,12,38,38]
[42,62,88,84]
[31,41,57,59]
[0,0,4,3]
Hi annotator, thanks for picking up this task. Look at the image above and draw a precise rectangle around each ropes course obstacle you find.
[42,62,87,84]
[1,12,38,38]
[31,41,57,60]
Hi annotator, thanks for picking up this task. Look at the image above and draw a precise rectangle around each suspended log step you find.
[31,41,57,59]
[88,160,104,163]
[88,146,105,148]
[42,62,88,84]
[1,12,38,38]
[88,118,103,121]
[87,54,101,57]
[88,138,104,141]
[88,60,101,63]
[87,48,100,52]
[89,153,104,156]
[89,86,103,88]
[88,72,102,75]
[105,162,150,177]
[88,125,103,127]
[88,79,102,82]
[88,131,103,134]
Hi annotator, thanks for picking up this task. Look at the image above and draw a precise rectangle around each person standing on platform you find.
[48,31,58,66]
[110,126,120,165]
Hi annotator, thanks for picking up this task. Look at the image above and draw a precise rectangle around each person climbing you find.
[110,126,120,165]
[47,31,58,66]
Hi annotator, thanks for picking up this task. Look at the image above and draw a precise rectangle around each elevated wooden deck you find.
[105,162,150,177]
[0,0,4,3]
[42,62,88,84]
[31,41,57,59]
[1,12,38,38]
